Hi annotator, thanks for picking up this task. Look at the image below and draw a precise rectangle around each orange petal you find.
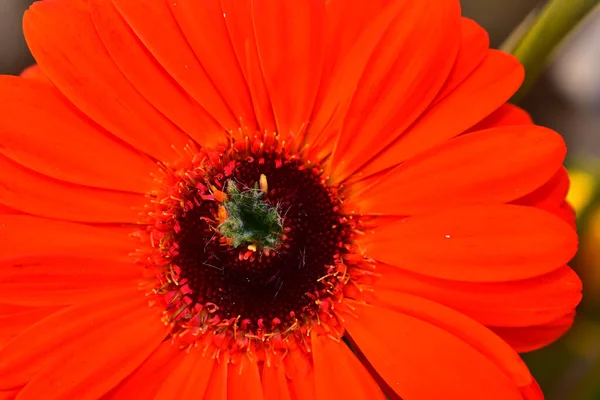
[89,0,224,146]
[307,0,457,159]
[0,281,142,307]
[228,357,264,400]
[359,50,524,178]
[153,351,216,400]
[305,0,386,153]
[0,215,132,261]
[326,0,461,182]
[0,204,20,215]
[434,18,489,102]
[469,103,533,131]
[0,291,154,390]
[169,0,257,130]
[0,256,139,284]
[220,0,276,134]
[514,167,569,211]
[0,304,35,316]
[346,296,540,399]
[0,255,141,307]
[252,0,325,142]
[15,301,165,400]
[0,155,144,223]
[283,349,315,400]
[0,75,154,193]
[106,341,185,400]
[203,357,228,400]
[23,0,190,163]
[112,0,240,135]
[0,389,19,400]
[553,201,577,229]
[362,205,577,282]
[491,312,576,353]
[312,334,385,399]
[355,125,565,215]
[0,306,61,348]
[322,2,483,106]
[321,0,387,80]
[374,263,581,327]
[19,65,50,84]
[0,283,139,308]
[261,361,291,400]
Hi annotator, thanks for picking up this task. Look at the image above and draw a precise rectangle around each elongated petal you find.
[316,14,487,154]
[554,201,577,229]
[89,0,224,145]
[307,0,460,160]
[15,303,165,400]
[19,65,48,83]
[362,205,577,281]
[355,125,565,215]
[203,358,228,400]
[283,349,315,400]
[0,291,152,389]
[252,0,325,142]
[23,1,190,163]
[0,204,19,215]
[228,357,264,400]
[220,0,276,134]
[0,155,144,223]
[0,215,132,261]
[153,351,216,400]
[0,76,154,193]
[322,0,387,82]
[346,295,541,399]
[374,263,581,327]
[326,0,461,182]
[312,334,385,399]
[0,389,19,400]
[0,306,61,348]
[111,0,244,136]
[0,256,141,306]
[435,18,489,101]
[469,103,533,130]
[0,257,139,283]
[106,341,185,400]
[514,167,569,210]
[360,50,523,177]
[169,0,257,130]
[261,361,292,400]
[491,312,576,353]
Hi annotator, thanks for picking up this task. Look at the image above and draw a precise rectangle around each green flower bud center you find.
[219,181,283,250]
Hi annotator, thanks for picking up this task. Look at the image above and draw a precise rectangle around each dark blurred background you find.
[2,0,600,398]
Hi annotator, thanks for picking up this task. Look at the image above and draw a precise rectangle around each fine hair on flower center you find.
[218,179,284,251]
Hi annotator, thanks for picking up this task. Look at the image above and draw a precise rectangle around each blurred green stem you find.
[503,0,599,103]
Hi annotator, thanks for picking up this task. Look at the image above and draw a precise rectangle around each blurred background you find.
[2,0,600,398]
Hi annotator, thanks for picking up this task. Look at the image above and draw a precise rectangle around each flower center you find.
[142,136,367,356]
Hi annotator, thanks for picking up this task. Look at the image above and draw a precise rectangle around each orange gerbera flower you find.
[0,0,581,399]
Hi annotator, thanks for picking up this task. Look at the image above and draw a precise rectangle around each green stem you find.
[503,0,599,103]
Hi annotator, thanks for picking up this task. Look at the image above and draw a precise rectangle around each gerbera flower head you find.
[0,0,580,399]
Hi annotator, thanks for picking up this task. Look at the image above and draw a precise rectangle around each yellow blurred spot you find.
[567,169,596,214]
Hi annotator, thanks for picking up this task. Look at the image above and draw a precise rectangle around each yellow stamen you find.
[259,173,268,194]
[213,189,228,202]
